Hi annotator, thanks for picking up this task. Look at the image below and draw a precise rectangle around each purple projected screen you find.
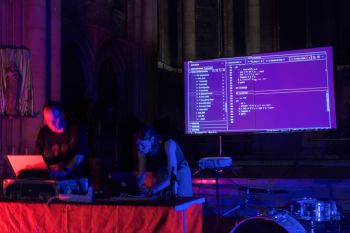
[184,46,336,134]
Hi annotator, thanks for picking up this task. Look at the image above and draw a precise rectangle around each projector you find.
[198,157,233,169]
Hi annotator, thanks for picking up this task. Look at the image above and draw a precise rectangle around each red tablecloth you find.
[0,198,203,233]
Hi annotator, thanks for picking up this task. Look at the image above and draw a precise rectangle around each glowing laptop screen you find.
[6,154,48,177]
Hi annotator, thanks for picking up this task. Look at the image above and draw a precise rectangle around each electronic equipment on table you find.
[3,154,91,203]
[3,154,56,201]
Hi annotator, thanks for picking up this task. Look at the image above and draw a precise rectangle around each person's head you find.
[136,125,160,155]
[42,101,66,133]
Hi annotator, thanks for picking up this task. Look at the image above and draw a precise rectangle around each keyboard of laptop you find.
[110,194,157,201]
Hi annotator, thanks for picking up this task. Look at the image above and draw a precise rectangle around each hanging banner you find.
[0,48,34,116]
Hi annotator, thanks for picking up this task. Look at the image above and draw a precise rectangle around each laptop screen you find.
[108,172,141,196]
[6,154,48,178]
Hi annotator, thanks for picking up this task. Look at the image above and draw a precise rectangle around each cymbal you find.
[237,186,288,194]
[237,187,268,193]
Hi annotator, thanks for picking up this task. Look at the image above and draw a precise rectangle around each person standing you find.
[136,125,192,197]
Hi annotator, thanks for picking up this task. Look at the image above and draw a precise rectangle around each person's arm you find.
[151,139,177,194]
[35,128,45,155]
[64,125,88,174]
[137,151,147,187]
[65,154,84,172]
[51,154,85,178]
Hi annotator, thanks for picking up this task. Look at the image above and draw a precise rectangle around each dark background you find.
[59,0,350,174]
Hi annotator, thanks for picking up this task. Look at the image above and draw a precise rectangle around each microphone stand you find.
[170,166,178,199]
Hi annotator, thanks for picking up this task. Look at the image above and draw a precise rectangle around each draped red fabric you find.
[0,201,202,233]
[186,204,203,233]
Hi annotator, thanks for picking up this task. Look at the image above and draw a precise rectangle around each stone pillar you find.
[50,0,61,101]
[23,0,47,152]
[125,0,144,118]
[260,0,278,52]
[182,0,196,61]
[142,0,158,123]
[158,0,170,64]
[246,0,260,55]
[223,0,234,56]
[24,0,46,112]
[22,0,61,152]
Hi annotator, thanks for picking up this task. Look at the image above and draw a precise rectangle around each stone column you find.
[245,0,260,55]
[23,0,61,152]
[24,0,46,112]
[223,0,234,56]
[182,0,196,61]
[50,0,61,101]
[142,0,158,123]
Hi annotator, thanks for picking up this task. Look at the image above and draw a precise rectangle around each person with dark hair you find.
[35,101,88,179]
[136,125,192,197]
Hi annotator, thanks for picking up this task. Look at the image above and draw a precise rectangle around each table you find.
[0,197,204,233]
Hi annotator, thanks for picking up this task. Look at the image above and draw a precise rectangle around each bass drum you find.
[230,211,306,233]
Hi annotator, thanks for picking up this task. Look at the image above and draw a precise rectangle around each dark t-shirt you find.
[35,123,89,177]
[147,139,186,173]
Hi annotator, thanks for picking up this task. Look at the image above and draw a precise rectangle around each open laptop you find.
[108,172,142,196]
[107,172,157,201]
[6,154,50,179]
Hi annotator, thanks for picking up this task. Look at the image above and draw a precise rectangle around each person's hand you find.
[140,185,154,197]
[49,164,61,171]
[49,169,68,179]
[93,185,111,199]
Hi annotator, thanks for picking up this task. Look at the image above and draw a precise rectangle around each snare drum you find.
[291,198,340,222]
[230,210,306,233]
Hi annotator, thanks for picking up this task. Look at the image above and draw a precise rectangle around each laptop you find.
[6,154,50,179]
[108,172,142,197]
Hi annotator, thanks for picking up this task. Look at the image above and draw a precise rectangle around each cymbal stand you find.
[212,169,236,221]
[222,185,252,217]
[310,219,315,233]
[214,169,221,222]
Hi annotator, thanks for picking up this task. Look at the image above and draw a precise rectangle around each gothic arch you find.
[93,38,142,172]
[95,38,138,123]
[61,39,95,122]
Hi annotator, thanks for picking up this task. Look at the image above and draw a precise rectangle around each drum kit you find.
[227,188,342,233]
[196,159,343,233]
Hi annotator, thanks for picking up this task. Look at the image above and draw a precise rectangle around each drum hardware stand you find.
[197,155,234,222]
[213,169,222,222]
[309,212,317,233]
[192,167,225,222]
[200,167,235,229]
[222,185,252,217]
[310,219,316,233]
[212,167,239,221]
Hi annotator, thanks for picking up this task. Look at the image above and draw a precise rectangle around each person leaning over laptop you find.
[35,101,88,179]
[136,125,192,197]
